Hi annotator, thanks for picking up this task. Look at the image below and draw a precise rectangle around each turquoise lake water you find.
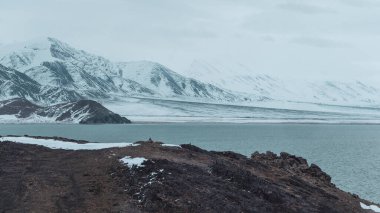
[0,123,379,203]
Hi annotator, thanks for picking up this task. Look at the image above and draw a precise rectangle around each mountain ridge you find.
[0,37,243,104]
[185,59,380,106]
[1,37,380,123]
[0,98,131,124]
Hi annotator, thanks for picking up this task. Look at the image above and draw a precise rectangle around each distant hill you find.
[0,98,130,124]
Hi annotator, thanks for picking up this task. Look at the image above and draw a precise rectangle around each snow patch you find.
[120,156,147,168]
[161,143,181,148]
[0,136,138,150]
[360,202,380,212]
[0,114,19,122]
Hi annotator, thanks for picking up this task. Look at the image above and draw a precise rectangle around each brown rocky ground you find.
[0,136,378,213]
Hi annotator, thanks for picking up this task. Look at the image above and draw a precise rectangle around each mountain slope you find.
[1,37,380,121]
[0,64,41,101]
[0,98,130,124]
[299,81,380,104]
[185,60,380,106]
[0,38,155,99]
[118,61,239,101]
[186,60,287,98]
[0,63,83,103]
[0,38,242,103]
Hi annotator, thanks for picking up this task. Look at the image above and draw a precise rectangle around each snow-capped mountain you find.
[185,60,380,106]
[0,98,130,124]
[186,60,287,98]
[0,64,83,103]
[0,38,149,99]
[0,38,243,104]
[117,61,238,101]
[1,37,380,123]
[0,64,41,101]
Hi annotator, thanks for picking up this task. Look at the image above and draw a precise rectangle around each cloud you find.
[340,0,380,7]
[290,37,352,48]
[277,3,336,14]
[260,35,276,42]
[0,0,379,82]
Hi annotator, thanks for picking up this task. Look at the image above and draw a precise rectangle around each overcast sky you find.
[1,0,380,81]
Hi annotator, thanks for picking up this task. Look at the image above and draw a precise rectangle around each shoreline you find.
[0,135,379,212]
[2,120,380,125]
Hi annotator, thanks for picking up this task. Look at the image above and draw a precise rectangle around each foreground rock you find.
[0,98,131,124]
[0,136,378,212]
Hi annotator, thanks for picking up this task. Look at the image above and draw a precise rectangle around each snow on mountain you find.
[0,38,154,99]
[0,38,56,71]
[1,37,380,123]
[281,80,380,106]
[0,64,41,101]
[186,59,380,106]
[117,61,239,101]
[0,98,130,124]
[186,59,287,97]
[0,63,83,104]
[0,38,242,103]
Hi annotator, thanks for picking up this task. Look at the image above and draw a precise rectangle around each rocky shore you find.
[0,136,379,212]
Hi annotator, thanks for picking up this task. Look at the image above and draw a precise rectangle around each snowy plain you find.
[103,97,380,124]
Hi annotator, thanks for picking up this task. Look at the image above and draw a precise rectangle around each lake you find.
[0,123,379,203]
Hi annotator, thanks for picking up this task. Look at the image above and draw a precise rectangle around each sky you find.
[1,0,380,81]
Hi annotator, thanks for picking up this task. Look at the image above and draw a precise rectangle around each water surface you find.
[0,123,379,203]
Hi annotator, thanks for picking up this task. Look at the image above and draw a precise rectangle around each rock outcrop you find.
[0,98,131,124]
[0,136,378,212]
